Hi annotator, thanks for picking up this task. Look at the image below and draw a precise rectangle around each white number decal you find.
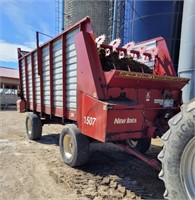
[84,116,96,126]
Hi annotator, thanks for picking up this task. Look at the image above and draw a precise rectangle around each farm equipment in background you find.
[0,87,18,109]
[0,67,19,110]
[17,17,193,199]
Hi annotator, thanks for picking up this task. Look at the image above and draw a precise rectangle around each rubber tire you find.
[59,124,90,167]
[26,112,42,140]
[127,138,151,154]
[158,99,195,199]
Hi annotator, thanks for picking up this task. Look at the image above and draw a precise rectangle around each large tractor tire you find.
[126,138,151,154]
[158,99,195,200]
[26,112,42,140]
[59,124,90,167]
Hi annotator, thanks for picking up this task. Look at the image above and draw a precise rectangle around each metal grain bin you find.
[64,0,109,38]
[123,0,183,71]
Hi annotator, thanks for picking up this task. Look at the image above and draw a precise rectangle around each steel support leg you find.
[116,143,161,171]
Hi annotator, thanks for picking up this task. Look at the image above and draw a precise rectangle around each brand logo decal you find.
[119,71,188,82]
[114,118,137,124]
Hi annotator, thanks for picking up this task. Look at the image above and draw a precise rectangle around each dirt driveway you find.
[0,109,164,200]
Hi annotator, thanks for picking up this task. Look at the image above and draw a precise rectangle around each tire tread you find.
[158,99,195,199]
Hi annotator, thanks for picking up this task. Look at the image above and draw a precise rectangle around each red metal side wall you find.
[18,17,92,120]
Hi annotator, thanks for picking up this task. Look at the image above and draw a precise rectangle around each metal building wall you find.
[64,0,109,38]
[122,0,183,71]
[178,0,195,102]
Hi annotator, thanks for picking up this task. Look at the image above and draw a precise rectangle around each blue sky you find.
[0,0,57,69]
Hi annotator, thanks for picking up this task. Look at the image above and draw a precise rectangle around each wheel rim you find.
[63,134,74,159]
[27,118,32,135]
[180,137,195,200]
[126,139,138,148]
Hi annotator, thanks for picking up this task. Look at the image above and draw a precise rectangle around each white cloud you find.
[1,0,50,42]
[0,0,55,64]
[0,40,34,62]
[2,3,35,42]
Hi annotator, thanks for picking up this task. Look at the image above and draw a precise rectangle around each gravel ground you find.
[0,109,165,200]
